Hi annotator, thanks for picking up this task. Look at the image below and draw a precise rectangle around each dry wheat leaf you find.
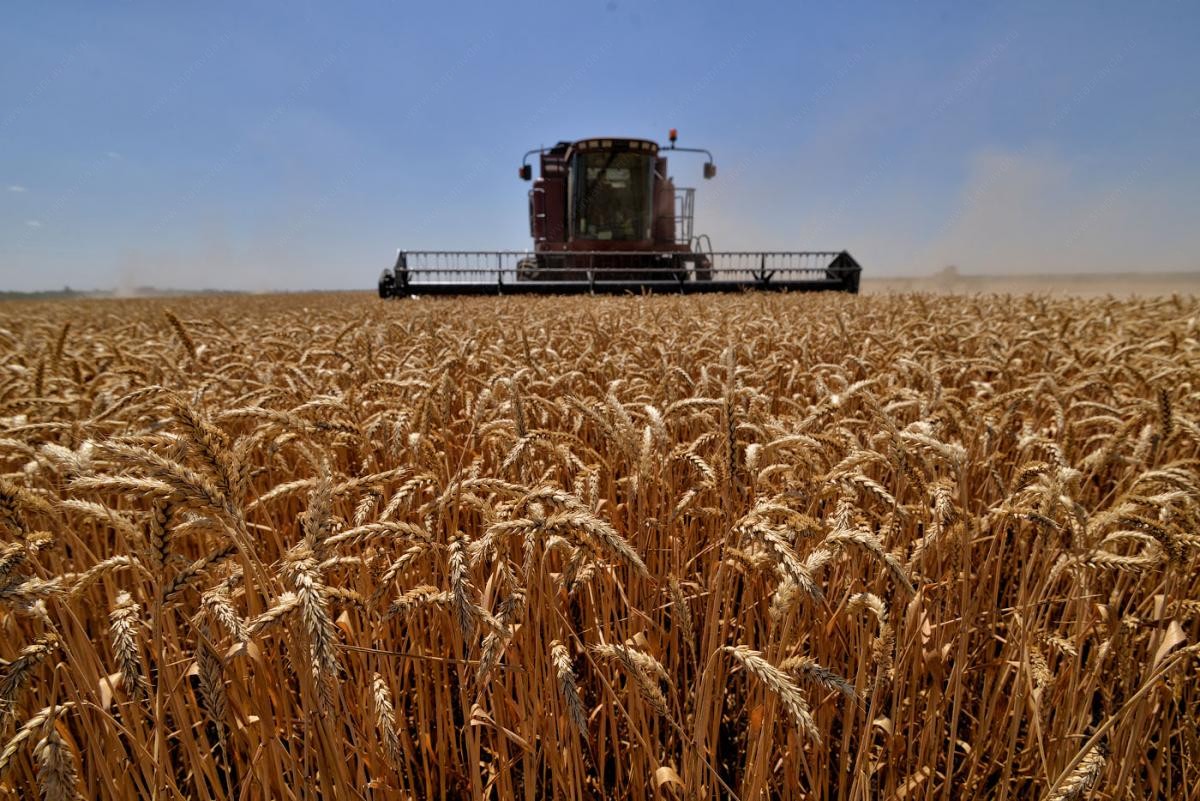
[98,672,122,712]
[654,765,684,790]
[1152,620,1187,672]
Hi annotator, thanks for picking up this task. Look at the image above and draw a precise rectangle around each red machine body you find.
[528,138,693,257]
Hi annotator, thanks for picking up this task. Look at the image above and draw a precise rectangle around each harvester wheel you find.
[516,257,540,282]
[378,271,395,299]
[675,255,711,282]
[670,255,689,284]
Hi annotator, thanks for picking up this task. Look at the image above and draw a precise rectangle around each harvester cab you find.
[378,131,862,297]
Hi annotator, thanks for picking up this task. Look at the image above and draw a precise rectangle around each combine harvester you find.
[378,130,862,297]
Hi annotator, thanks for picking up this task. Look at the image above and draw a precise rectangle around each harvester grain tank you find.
[378,130,862,296]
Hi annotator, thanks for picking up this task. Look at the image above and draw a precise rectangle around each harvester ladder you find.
[674,188,695,244]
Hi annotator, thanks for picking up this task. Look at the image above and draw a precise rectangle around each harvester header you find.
[379,131,862,297]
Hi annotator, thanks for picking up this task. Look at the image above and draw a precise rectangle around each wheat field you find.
[0,291,1197,800]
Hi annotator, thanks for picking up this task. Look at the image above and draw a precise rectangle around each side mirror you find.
[519,164,533,181]
[703,162,716,179]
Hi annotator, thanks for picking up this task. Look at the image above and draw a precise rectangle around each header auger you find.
[379,131,862,297]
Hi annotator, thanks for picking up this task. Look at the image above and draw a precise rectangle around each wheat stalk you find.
[284,549,339,713]
[33,726,81,801]
[550,640,588,741]
[0,635,58,719]
[163,310,197,360]
[1046,742,1106,801]
[109,592,149,702]
[371,673,404,770]
[0,703,74,779]
[592,643,669,717]
[724,645,820,741]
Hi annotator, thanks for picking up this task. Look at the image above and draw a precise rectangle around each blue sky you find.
[1,1,1197,291]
